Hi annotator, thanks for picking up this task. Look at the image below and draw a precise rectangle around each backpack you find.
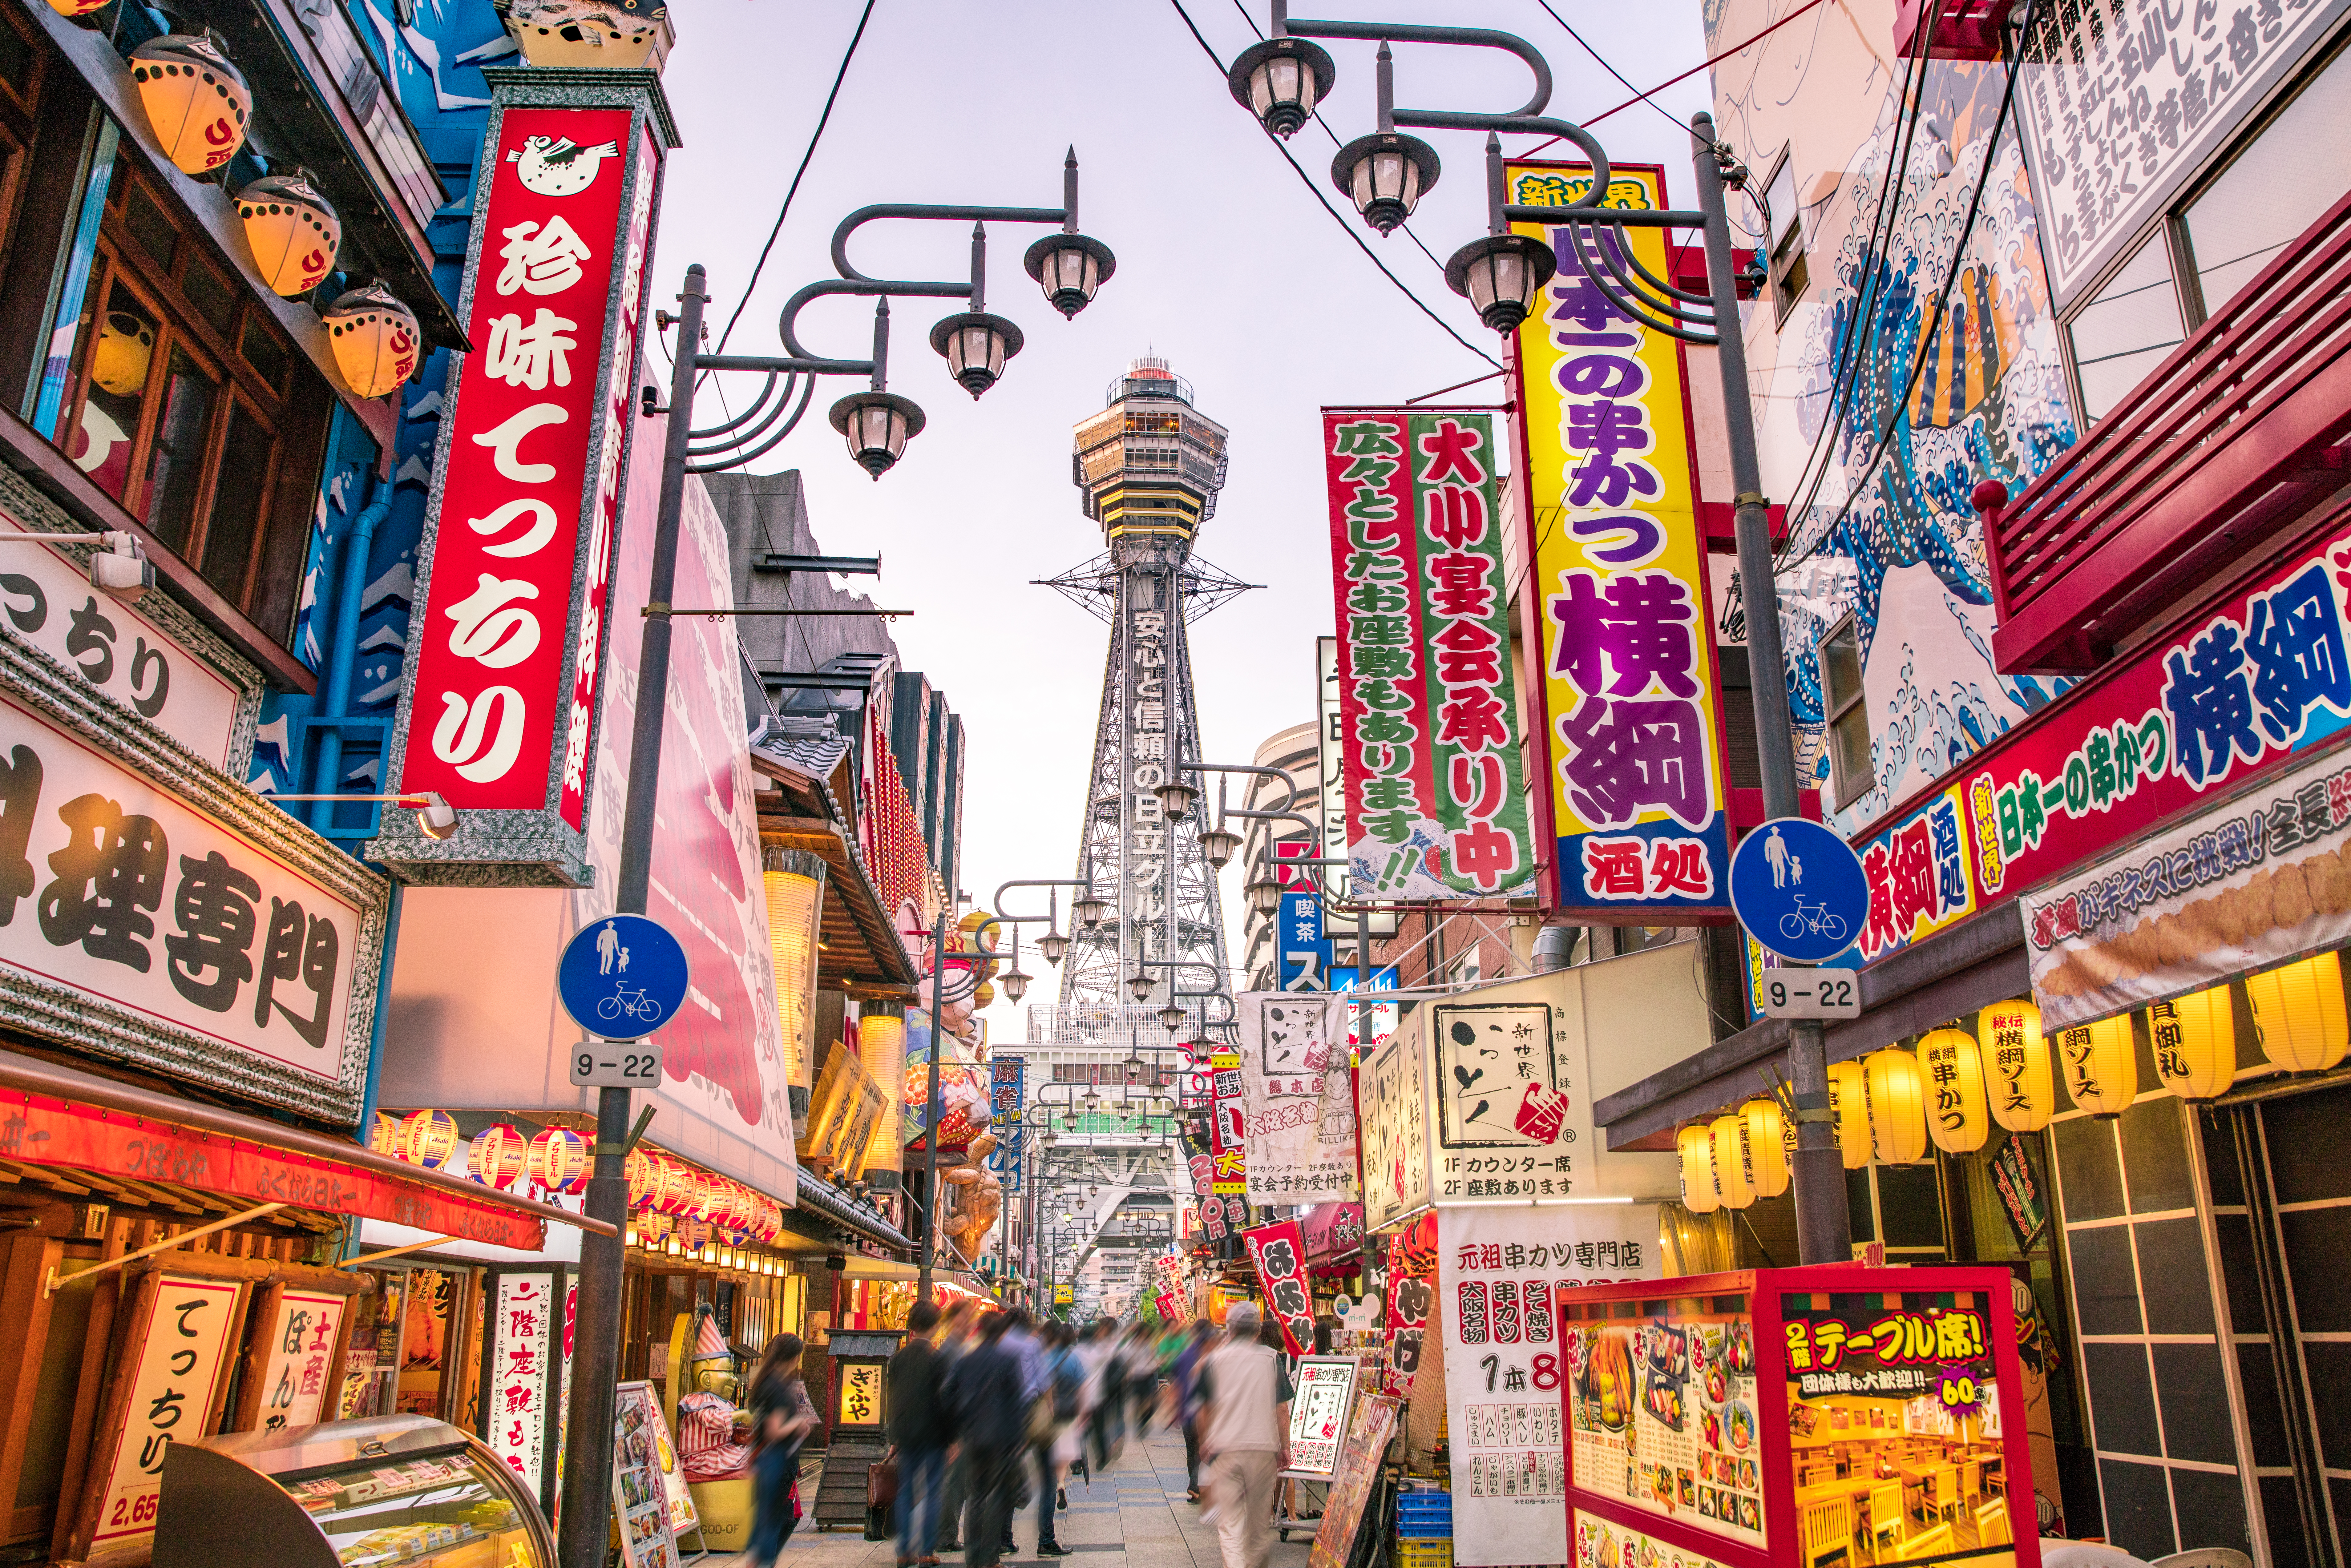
[1052,1349,1083,1422]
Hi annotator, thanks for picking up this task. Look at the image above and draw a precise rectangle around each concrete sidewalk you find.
[756,1425,1316,1568]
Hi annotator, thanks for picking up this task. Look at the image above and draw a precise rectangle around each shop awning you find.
[790,1169,916,1254]
[0,1050,613,1254]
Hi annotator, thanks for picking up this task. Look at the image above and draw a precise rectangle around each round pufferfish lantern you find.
[322,282,419,399]
[237,169,341,297]
[45,0,113,20]
[91,312,155,397]
[127,34,249,176]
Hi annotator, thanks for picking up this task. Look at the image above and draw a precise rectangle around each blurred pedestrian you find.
[1123,1324,1160,1438]
[935,1300,977,1554]
[1034,1321,1086,1556]
[1196,1304,1291,1568]
[889,1300,949,1568]
[1170,1321,1215,1502]
[746,1332,819,1568]
[943,1313,1029,1568]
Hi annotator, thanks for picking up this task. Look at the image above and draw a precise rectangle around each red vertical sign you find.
[1242,1218,1315,1355]
[400,107,643,821]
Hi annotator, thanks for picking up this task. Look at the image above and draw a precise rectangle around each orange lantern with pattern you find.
[128,34,249,175]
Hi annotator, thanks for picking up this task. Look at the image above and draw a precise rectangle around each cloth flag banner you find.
[1322,407,1538,901]
[1236,992,1357,1205]
[1242,1219,1317,1355]
[1437,1203,1661,1566]
[1509,162,1734,916]
[1381,1218,1435,1399]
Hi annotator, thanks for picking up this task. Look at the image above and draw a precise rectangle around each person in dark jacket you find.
[889,1300,950,1567]
[747,1333,818,1567]
[942,1313,1028,1568]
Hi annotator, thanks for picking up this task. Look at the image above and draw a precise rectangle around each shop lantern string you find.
[398,1107,458,1169]
[1863,1048,1929,1165]
[2057,1015,2138,1118]
[1740,1097,1790,1199]
[2246,950,2350,1072]
[528,1125,589,1194]
[322,282,420,399]
[1676,1123,1719,1215]
[1979,998,2056,1132]
[236,169,341,297]
[127,33,249,175]
[2148,985,2236,1101]
[469,1122,526,1190]
[1826,1060,1869,1170]
[1919,1028,1990,1155]
[1709,1114,1754,1209]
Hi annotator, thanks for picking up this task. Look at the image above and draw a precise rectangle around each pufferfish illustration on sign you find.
[508,135,622,197]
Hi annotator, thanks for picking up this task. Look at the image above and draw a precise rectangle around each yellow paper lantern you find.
[1676,1124,1720,1214]
[1919,1028,1990,1155]
[2247,951,2350,1072]
[400,1108,458,1169]
[2057,1015,2139,1118]
[858,1004,906,1176]
[128,34,249,175]
[368,1112,402,1159]
[1709,1115,1754,1209]
[529,1126,589,1194]
[322,283,421,399]
[2148,985,2237,1101]
[91,311,155,397]
[1863,1048,1929,1165]
[236,169,341,297]
[1979,998,2055,1132]
[469,1123,526,1190]
[764,847,827,1090]
[1826,1060,1869,1169]
[1740,1098,1789,1198]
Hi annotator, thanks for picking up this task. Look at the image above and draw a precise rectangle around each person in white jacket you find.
[1196,1304,1292,1568]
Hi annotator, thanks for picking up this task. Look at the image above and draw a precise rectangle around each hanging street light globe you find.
[1037,929,1070,966]
[1073,889,1109,929]
[1244,873,1284,916]
[929,311,1024,398]
[828,389,926,479]
[1198,826,1241,868]
[1024,230,1118,319]
[1128,973,1154,1002]
[1000,966,1032,1004]
[1226,34,1336,139]
[1332,131,1441,235]
[1445,232,1559,334]
[1154,779,1198,819]
[1157,1004,1186,1032]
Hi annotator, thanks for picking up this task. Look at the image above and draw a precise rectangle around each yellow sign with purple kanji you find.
[1510,162,1732,917]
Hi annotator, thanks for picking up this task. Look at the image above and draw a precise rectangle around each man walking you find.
[943,1313,1029,1568]
[934,1300,976,1554]
[1196,1304,1290,1568]
[888,1300,950,1567]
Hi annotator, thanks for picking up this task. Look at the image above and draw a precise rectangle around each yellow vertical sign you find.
[1509,162,1732,916]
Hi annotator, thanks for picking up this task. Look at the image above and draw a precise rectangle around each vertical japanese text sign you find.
[1508,163,1732,916]
[1322,409,1538,902]
[378,74,673,885]
[479,1266,567,1517]
[1242,1218,1317,1355]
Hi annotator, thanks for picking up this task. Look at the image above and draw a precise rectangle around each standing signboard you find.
[75,1271,248,1560]
[1509,162,1735,918]
[377,76,669,885]
[613,1379,687,1568]
[1286,1356,1362,1479]
[233,1281,357,1435]
[1437,1205,1659,1565]
[1307,1394,1401,1568]
[1322,408,1539,903]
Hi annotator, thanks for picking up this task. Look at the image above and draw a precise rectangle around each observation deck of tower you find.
[1034,358,1258,1033]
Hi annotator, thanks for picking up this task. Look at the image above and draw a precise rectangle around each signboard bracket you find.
[44,1202,284,1297]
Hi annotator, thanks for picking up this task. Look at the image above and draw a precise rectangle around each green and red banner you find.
[1323,408,1537,902]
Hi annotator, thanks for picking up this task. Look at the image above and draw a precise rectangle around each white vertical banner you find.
[1437,1204,1661,1566]
[1236,992,1357,1205]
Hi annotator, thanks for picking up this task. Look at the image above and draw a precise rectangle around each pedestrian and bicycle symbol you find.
[1727,817,1871,965]
[556,913,689,1041]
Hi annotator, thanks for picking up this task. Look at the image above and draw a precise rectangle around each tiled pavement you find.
[750,1426,1316,1568]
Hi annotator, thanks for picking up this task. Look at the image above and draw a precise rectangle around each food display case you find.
[1558,1266,2041,1568]
[154,1415,552,1568]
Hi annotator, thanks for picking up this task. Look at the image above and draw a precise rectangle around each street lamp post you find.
[1230,5,1852,1263]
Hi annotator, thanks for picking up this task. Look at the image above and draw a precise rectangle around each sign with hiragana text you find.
[479,1267,566,1515]
[87,1273,243,1554]
[1242,1218,1316,1355]
[244,1286,346,1435]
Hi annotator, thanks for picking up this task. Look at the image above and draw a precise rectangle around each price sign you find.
[1757,967,1861,1019]
[569,1040,666,1087]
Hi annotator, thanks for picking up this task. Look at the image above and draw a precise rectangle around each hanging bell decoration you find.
[236,169,341,297]
[1979,998,2056,1132]
[2247,951,2350,1072]
[128,34,249,175]
[2148,985,2237,1101]
[2058,1014,2139,1118]
[1919,1028,1990,1154]
[322,282,420,399]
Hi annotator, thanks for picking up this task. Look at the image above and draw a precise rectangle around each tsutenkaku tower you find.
[1041,358,1254,1021]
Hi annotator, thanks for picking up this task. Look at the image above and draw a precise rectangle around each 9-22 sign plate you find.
[1758,968,1860,1020]
[569,1040,664,1087]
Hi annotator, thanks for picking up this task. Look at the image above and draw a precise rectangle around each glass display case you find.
[154,1414,552,1568]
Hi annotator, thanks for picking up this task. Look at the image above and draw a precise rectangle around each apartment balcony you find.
[1980,188,2351,674]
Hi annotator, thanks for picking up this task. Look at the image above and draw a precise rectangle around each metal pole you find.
[917,766,960,1296]
[1691,115,1850,1265]
[555,263,706,1568]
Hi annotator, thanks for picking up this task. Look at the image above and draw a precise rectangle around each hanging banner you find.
[1381,1218,1436,1399]
[1322,408,1539,902]
[382,85,665,884]
[1241,1219,1316,1355]
[1236,992,1356,1205]
[1438,1204,1661,1566]
[1208,1047,1247,1196]
[1359,1021,1433,1235]
[1509,163,1734,917]
[479,1267,566,1517]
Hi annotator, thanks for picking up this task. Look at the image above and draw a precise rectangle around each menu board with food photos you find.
[1572,1512,1738,1568]
[613,1381,680,1568]
[1561,1293,1765,1552]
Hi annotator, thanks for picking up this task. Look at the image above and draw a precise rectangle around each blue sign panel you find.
[557,914,689,1040]
[1728,818,1872,964]
[1277,888,1331,990]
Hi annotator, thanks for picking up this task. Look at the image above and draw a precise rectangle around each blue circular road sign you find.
[558,914,690,1040]
[1728,817,1871,964]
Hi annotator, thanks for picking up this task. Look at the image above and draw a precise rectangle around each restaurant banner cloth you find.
[1381,1217,1435,1399]
[1437,1203,1660,1566]
[1242,1219,1316,1355]
[2023,739,2351,1028]
[1321,408,1538,902]
[1236,992,1356,1205]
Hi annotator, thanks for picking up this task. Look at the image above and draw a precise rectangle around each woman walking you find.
[747,1332,820,1567]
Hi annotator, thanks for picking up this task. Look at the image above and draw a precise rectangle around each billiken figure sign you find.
[374,76,673,885]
